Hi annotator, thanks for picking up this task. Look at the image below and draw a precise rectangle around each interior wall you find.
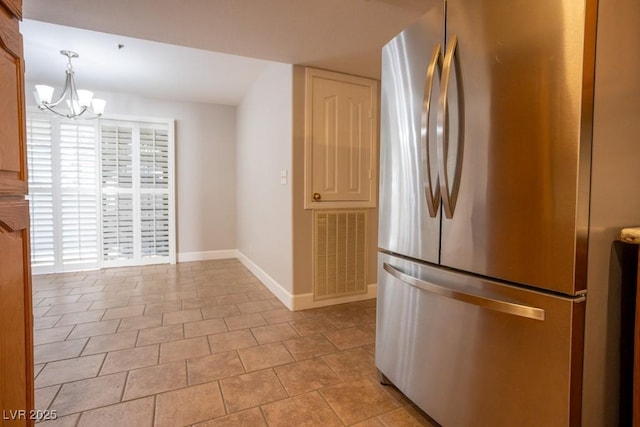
[25,83,238,257]
[235,63,293,293]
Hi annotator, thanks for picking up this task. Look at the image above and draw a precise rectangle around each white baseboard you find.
[291,284,377,311]
[183,250,376,311]
[235,251,295,310]
[177,250,239,263]
[235,252,376,311]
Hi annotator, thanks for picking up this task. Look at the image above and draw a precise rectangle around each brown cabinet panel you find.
[0,0,21,20]
[0,5,26,195]
[0,0,32,424]
[635,247,640,427]
[0,200,33,427]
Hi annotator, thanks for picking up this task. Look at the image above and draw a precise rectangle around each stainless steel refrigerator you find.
[376,0,640,425]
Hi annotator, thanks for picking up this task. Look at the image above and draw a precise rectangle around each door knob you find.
[313,193,321,201]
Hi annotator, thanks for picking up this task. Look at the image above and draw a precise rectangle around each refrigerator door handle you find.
[437,35,460,219]
[421,44,442,218]
[383,262,546,321]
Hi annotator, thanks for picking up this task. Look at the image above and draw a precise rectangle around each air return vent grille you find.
[313,210,367,300]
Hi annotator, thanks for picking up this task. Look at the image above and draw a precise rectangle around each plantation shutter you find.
[26,116,55,271]
[101,124,135,263]
[59,122,99,268]
[26,113,99,273]
[100,120,174,267]
[140,127,170,259]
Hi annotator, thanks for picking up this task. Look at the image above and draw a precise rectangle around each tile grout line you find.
[258,405,271,426]
[151,395,157,427]
[95,352,108,377]
[215,378,230,419]
[316,386,349,426]
[44,383,63,412]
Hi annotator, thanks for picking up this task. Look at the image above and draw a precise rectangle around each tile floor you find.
[32,259,434,426]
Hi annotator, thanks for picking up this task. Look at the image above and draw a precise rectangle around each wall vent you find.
[313,210,367,300]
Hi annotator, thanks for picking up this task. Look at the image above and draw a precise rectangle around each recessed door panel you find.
[0,201,33,426]
[311,78,373,203]
[0,6,26,195]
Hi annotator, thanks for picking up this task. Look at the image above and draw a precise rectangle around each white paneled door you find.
[304,68,378,209]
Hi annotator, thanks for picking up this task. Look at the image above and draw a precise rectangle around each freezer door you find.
[378,2,444,264]
[438,0,595,294]
[376,252,585,426]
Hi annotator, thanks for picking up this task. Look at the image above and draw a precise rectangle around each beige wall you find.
[236,63,294,292]
[25,83,238,256]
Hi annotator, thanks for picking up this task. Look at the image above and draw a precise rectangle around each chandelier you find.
[34,50,106,119]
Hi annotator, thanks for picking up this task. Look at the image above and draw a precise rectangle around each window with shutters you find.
[26,111,175,273]
[100,119,174,267]
[26,112,99,273]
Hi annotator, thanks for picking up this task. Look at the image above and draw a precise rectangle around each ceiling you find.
[22,0,430,105]
[22,20,271,106]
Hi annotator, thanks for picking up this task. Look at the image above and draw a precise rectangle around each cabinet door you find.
[305,68,377,209]
[0,201,33,427]
[0,3,27,195]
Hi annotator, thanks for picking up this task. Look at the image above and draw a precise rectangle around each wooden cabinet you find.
[304,67,378,209]
[0,0,19,19]
[0,0,27,196]
[0,201,32,427]
[0,1,33,426]
[634,246,640,427]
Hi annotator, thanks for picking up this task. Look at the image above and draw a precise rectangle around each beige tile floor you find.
[32,259,434,426]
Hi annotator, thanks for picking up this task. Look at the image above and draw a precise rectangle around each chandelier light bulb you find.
[76,89,94,108]
[35,85,54,104]
[91,98,106,115]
